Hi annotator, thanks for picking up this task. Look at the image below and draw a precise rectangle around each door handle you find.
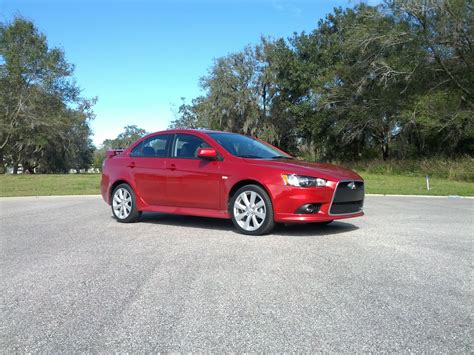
[127,161,136,168]
[167,163,176,171]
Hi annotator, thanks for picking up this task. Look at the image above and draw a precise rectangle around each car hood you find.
[243,158,363,181]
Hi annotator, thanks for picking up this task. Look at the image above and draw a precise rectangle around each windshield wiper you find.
[270,156,294,160]
[237,154,264,159]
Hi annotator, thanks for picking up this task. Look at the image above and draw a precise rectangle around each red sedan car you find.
[101,129,364,235]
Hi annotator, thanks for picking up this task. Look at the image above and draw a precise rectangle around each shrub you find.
[331,157,474,182]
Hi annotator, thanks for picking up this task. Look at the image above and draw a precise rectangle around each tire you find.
[230,184,275,235]
[111,183,141,223]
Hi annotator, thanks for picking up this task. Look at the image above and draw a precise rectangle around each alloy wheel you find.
[233,190,266,232]
[112,187,132,219]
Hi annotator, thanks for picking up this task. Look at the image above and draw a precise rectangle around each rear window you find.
[130,134,173,157]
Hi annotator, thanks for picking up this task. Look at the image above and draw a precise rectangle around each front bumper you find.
[270,180,364,223]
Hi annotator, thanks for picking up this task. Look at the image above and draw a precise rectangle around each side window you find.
[173,134,211,159]
[130,134,172,157]
[130,142,144,157]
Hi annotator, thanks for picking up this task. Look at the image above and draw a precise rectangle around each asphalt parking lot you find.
[0,195,472,352]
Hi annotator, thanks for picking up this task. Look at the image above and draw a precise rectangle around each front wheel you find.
[111,183,141,223]
[230,184,275,235]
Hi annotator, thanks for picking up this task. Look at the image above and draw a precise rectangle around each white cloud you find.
[271,0,303,17]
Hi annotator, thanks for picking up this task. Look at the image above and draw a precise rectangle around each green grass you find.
[361,173,474,196]
[0,172,473,197]
[344,157,474,182]
[0,174,100,197]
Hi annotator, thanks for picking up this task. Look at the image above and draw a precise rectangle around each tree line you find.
[1,1,472,175]
[170,0,473,161]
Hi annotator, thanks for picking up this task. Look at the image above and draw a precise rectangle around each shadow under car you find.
[133,212,359,236]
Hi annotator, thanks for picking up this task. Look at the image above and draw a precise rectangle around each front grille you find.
[330,200,363,214]
[330,181,365,215]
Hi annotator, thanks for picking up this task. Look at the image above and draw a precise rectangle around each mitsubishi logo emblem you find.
[347,181,356,190]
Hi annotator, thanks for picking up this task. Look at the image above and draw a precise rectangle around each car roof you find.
[150,128,237,135]
[130,129,236,149]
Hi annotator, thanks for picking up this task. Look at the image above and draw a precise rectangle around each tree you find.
[102,125,148,149]
[170,41,301,152]
[0,17,95,173]
[174,1,473,161]
[169,97,206,129]
[389,0,474,156]
[94,125,148,170]
[305,5,421,160]
[199,46,260,133]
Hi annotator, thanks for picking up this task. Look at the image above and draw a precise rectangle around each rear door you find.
[165,133,222,209]
[129,134,173,206]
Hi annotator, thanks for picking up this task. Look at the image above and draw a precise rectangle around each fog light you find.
[295,203,321,214]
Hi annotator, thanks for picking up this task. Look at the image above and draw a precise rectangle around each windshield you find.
[208,133,292,159]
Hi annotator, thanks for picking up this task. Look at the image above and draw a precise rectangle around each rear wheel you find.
[231,185,274,235]
[111,184,141,223]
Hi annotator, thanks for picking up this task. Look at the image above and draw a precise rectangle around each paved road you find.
[0,195,472,352]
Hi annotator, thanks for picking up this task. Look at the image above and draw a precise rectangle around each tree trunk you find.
[0,150,5,174]
[382,143,389,161]
[13,163,19,174]
[22,161,34,174]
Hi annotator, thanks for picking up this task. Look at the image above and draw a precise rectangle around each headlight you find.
[282,174,327,187]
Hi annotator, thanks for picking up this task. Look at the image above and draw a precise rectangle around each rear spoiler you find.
[106,149,124,159]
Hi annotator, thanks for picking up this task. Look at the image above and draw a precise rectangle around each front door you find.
[165,133,221,209]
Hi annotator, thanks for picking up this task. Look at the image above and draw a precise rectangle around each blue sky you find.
[1,0,371,145]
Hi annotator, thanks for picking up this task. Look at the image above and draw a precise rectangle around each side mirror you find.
[198,147,218,160]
